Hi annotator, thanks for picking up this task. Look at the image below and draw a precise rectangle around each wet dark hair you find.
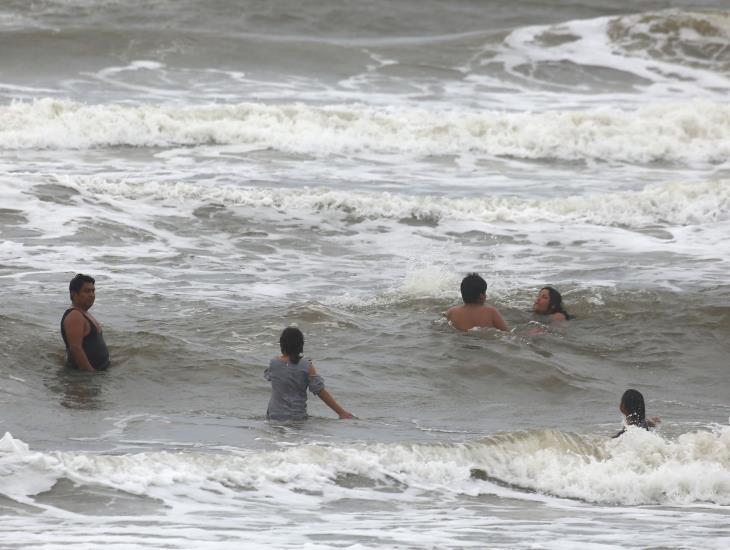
[69,274,95,297]
[620,389,646,425]
[279,326,304,364]
[541,286,572,320]
[461,273,487,304]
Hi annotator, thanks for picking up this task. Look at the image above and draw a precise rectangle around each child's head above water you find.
[460,273,487,304]
[280,326,304,364]
[619,388,646,425]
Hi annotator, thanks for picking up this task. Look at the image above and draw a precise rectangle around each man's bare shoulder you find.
[446,305,465,318]
[483,304,501,316]
[63,309,85,324]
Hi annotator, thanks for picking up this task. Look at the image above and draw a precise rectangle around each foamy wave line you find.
[2,98,730,163]
[1,427,729,506]
[66,176,730,227]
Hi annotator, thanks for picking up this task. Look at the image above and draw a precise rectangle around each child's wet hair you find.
[279,326,304,364]
[620,388,646,425]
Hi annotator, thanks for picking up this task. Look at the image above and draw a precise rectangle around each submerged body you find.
[265,327,353,420]
[614,388,660,437]
[60,308,110,370]
[533,287,572,323]
[60,274,110,372]
[265,356,324,420]
[447,273,509,332]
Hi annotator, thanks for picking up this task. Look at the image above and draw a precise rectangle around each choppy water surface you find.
[1,1,729,548]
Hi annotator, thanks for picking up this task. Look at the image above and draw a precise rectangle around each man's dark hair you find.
[280,326,304,365]
[69,274,95,297]
[460,273,487,304]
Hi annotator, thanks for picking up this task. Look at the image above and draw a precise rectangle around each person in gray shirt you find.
[265,327,354,421]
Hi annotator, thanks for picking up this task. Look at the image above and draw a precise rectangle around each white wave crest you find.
[472,425,730,505]
[1,426,728,506]
[65,176,730,227]
[2,98,730,164]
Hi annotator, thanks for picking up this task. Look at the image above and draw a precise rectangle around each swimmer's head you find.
[280,326,304,365]
[534,286,561,314]
[460,273,487,304]
[620,389,646,425]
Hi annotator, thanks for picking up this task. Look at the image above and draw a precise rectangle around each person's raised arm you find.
[63,312,95,371]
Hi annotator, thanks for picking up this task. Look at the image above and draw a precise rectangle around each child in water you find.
[265,327,354,421]
[446,273,509,331]
[614,388,660,437]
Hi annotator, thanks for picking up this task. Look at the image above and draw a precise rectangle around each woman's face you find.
[533,289,551,314]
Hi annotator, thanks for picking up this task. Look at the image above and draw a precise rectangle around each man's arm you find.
[63,312,95,371]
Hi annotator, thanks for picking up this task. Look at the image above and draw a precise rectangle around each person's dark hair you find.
[461,273,487,304]
[280,327,304,364]
[69,274,95,297]
[541,286,572,320]
[620,389,646,425]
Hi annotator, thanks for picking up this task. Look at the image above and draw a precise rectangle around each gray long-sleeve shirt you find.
[265,357,325,420]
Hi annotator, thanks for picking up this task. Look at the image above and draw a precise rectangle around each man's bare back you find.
[446,273,510,332]
[446,304,509,331]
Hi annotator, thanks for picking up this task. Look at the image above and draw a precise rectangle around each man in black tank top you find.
[61,274,110,371]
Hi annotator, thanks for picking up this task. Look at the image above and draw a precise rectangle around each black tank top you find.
[60,308,110,370]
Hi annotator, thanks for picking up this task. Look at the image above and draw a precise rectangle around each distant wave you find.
[64,176,730,227]
[607,10,730,72]
[501,9,730,81]
[2,99,730,164]
[2,427,729,506]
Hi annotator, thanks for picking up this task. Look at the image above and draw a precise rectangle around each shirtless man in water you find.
[60,274,110,371]
[446,273,509,332]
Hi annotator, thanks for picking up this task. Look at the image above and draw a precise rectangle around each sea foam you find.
[2,98,730,164]
[1,427,728,506]
[62,176,730,228]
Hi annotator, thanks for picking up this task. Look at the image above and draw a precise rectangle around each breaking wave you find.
[2,99,730,164]
[62,176,730,227]
[2,426,729,506]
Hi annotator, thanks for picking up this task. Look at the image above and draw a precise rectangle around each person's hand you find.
[649,416,661,425]
[339,411,355,419]
[307,361,317,376]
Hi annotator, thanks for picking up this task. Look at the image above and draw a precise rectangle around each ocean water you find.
[1,1,729,548]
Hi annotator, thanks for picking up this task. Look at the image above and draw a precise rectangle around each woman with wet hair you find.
[614,388,660,438]
[533,286,573,322]
[265,326,354,421]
